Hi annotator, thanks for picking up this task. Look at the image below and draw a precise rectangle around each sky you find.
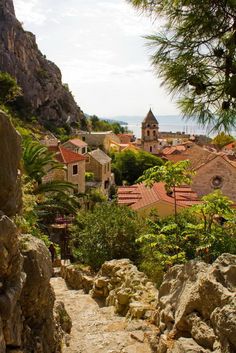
[14,0,178,118]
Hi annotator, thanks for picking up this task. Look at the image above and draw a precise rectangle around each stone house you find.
[43,145,86,193]
[85,148,112,193]
[163,142,236,202]
[192,154,236,202]
[117,133,135,144]
[118,182,199,217]
[77,131,120,152]
[62,138,88,154]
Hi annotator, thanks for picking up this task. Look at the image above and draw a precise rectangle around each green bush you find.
[138,191,236,286]
[70,202,147,269]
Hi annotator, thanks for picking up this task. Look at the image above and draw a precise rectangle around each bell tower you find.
[141,109,159,153]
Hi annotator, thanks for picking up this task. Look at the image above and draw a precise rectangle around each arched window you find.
[153,130,156,137]
[147,130,150,137]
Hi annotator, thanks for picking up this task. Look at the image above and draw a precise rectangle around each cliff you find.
[0,0,86,129]
[0,110,68,353]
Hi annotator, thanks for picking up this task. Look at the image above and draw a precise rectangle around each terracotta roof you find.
[118,182,200,211]
[224,142,236,150]
[88,148,111,165]
[162,145,186,155]
[66,138,88,148]
[163,143,216,169]
[48,145,86,164]
[142,109,158,124]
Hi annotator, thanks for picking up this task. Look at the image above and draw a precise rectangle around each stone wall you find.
[192,156,236,202]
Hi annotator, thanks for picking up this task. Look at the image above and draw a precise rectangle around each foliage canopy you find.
[70,202,146,269]
[129,0,236,132]
[112,149,163,185]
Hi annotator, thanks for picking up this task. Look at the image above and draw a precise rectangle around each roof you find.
[142,109,158,124]
[163,143,215,169]
[49,145,86,164]
[88,148,111,165]
[65,138,88,148]
[162,145,186,155]
[194,153,236,171]
[224,142,236,150]
[118,182,200,211]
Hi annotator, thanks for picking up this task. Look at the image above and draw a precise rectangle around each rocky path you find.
[51,277,155,353]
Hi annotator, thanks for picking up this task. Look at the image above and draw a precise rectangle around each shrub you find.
[70,202,147,269]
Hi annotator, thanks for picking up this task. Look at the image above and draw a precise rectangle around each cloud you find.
[14,0,48,26]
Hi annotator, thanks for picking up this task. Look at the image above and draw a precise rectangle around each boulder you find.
[156,254,236,353]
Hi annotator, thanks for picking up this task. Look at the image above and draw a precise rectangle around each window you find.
[153,130,156,137]
[211,176,223,189]
[107,163,110,171]
[147,130,150,137]
[150,146,152,152]
[82,147,86,154]
[82,136,86,141]
[72,164,78,175]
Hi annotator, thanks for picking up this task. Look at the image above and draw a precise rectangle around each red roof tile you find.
[117,182,200,211]
[49,145,86,164]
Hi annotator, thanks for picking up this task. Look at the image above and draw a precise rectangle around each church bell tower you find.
[141,109,159,153]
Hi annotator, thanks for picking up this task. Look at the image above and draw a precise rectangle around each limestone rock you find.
[156,254,236,353]
[0,111,21,216]
[91,259,158,318]
[54,301,72,334]
[0,0,86,129]
[20,234,61,353]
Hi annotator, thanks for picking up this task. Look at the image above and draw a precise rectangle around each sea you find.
[110,115,215,139]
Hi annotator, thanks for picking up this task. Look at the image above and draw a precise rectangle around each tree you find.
[138,160,194,219]
[137,190,236,285]
[112,149,163,185]
[70,202,146,269]
[212,132,235,149]
[128,0,236,132]
[0,71,22,104]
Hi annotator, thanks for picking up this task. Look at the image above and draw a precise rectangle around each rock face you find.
[0,110,68,352]
[0,111,21,216]
[156,254,236,353]
[20,235,64,353]
[0,0,86,128]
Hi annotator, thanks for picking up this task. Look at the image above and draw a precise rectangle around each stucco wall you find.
[135,201,185,218]
[67,160,85,193]
[192,157,236,202]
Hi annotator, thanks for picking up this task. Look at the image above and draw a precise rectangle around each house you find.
[76,131,120,152]
[162,142,236,202]
[222,142,236,155]
[117,133,135,144]
[162,142,214,168]
[63,138,88,154]
[85,148,112,193]
[192,153,236,202]
[109,140,140,153]
[118,182,199,217]
[43,145,86,193]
